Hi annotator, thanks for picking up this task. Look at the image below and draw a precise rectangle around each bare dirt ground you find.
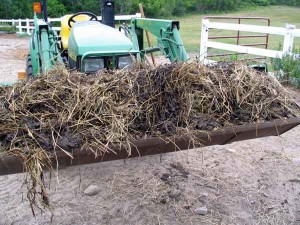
[0,34,29,84]
[0,34,300,225]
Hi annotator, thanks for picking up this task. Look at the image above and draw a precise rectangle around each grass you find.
[0,26,16,33]
[147,5,300,54]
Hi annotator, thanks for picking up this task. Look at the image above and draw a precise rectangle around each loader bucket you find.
[1,117,299,176]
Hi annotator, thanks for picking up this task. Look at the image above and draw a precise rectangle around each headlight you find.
[83,58,104,72]
[118,56,133,69]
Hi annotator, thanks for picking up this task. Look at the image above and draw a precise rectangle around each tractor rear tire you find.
[26,55,33,80]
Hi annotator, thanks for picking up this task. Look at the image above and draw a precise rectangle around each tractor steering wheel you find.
[68,12,98,28]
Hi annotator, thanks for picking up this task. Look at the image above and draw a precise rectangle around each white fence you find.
[200,19,300,64]
[0,13,141,35]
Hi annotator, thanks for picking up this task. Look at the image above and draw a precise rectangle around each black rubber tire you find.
[26,55,33,80]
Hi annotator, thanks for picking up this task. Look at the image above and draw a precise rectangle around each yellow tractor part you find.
[60,14,91,49]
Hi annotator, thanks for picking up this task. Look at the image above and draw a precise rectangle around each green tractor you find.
[26,0,189,78]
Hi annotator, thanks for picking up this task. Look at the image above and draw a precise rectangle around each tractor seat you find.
[60,14,90,49]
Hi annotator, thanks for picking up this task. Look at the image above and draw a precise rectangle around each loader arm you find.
[129,18,189,62]
[28,14,63,77]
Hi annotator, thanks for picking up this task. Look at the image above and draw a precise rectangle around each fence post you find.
[26,18,30,35]
[282,24,295,57]
[200,19,209,65]
[18,19,22,34]
[12,19,15,26]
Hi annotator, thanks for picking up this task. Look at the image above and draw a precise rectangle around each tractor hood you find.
[68,21,135,60]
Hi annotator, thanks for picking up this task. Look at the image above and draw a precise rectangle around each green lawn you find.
[166,5,300,54]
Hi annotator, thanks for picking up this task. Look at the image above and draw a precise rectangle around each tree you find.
[131,0,177,17]
[174,0,186,16]
[115,0,134,14]
[11,0,32,19]
[47,0,66,17]
[0,0,13,18]
[183,0,198,11]
[1,0,300,19]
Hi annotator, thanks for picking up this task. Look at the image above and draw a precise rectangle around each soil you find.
[0,34,29,84]
[0,34,300,225]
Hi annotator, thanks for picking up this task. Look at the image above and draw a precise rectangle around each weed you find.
[271,45,300,88]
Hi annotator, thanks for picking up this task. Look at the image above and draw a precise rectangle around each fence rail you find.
[200,18,300,64]
[0,13,141,35]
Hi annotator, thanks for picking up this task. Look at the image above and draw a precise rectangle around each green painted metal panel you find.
[0,82,16,86]
[28,15,63,77]
[30,15,41,77]
[130,18,189,62]
[40,28,52,73]
[68,21,135,60]
[164,27,188,62]
[132,18,175,38]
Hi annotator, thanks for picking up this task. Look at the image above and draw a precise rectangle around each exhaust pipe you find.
[42,0,48,22]
[101,0,115,28]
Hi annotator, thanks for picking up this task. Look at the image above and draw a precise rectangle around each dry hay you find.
[0,62,299,213]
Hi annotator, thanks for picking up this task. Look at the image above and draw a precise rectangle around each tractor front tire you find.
[26,55,33,80]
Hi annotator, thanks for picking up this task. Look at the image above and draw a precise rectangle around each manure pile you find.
[0,62,299,210]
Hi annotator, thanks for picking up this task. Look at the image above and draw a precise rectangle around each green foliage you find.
[0,0,34,19]
[47,0,66,17]
[0,0,299,19]
[251,0,271,6]
[272,0,300,6]
[12,0,33,18]
[174,0,186,16]
[271,46,300,88]
[115,0,134,14]
[129,0,176,17]
[0,25,16,33]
